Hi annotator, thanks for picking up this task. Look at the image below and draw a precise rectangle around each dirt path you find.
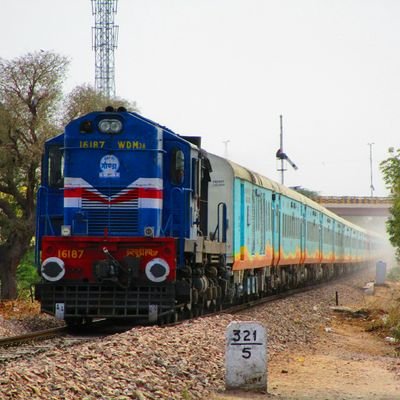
[215,313,400,400]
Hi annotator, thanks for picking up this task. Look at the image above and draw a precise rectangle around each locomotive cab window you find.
[47,146,64,188]
[170,148,185,185]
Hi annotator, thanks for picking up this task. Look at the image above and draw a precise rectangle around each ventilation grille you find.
[82,187,139,236]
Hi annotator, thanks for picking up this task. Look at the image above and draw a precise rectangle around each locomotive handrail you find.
[212,202,227,242]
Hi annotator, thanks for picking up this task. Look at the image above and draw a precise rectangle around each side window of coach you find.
[170,148,185,185]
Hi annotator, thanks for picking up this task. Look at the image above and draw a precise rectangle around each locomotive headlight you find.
[144,226,154,237]
[110,120,122,132]
[41,257,65,282]
[61,225,71,237]
[98,119,123,134]
[98,120,110,133]
[145,258,170,283]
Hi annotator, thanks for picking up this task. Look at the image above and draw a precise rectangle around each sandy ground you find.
[2,277,400,399]
[267,320,400,399]
[215,290,400,400]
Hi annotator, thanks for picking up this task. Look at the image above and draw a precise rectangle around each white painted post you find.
[376,261,387,285]
[55,303,65,320]
[148,304,158,323]
[225,321,267,391]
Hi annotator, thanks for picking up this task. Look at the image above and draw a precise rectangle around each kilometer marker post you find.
[225,321,267,391]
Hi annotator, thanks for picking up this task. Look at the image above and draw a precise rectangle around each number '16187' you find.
[57,249,84,259]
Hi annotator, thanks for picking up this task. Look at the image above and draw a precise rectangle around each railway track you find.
[0,270,365,362]
[0,325,68,347]
[163,269,365,326]
[0,320,129,364]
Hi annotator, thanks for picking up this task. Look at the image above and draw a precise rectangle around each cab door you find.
[35,138,64,264]
[162,139,193,240]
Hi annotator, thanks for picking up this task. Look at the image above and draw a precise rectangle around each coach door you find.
[300,204,306,265]
[272,193,281,266]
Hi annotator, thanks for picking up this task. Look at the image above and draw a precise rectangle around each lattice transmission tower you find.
[91,0,119,98]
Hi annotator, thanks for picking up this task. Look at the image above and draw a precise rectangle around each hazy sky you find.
[1,0,398,197]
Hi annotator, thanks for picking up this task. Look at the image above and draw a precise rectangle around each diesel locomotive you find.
[35,107,380,325]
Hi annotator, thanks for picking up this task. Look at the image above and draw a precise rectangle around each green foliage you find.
[61,83,139,126]
[0,51,70,299]
[387,308,400,341]
[393,324,400,341]
[380,148,400,260]
[181,389,192,400]
[16,249,39,299]
[366,303,400,342]
[387,266,400,282]
[292,186,320,200]
[0,51,139,299]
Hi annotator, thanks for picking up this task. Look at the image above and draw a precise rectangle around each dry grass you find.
[363,282,400,340]
[0,299,41,319]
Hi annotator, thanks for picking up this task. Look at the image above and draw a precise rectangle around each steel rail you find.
[162,269,368,327]
[0,325,68,347]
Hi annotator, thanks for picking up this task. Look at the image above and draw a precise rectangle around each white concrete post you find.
[376,261,387,285]
[55,303,65,320]
[225,321,267,391]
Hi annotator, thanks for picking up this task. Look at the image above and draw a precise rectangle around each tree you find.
[61,83,139,126]
[380,147,400,260]
[0,51,69,299]
[292,186,320,200]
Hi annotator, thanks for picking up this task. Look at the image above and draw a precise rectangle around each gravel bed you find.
[0,270,374,400]
[0,314,64,338]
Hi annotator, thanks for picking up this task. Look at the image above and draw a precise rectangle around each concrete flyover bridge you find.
[317,196,391,219]
[317,196,395,265]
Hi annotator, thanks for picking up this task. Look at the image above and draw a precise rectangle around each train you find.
[35,107,381,325]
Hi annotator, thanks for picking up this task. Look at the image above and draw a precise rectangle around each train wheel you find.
[169,310,179,323]
[193,298,205,317]
[216,297,223,311]
[184,305,194,319]
[193,306,200,317]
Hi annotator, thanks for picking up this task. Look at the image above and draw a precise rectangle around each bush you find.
[393,324,400,341]
[16,249,40,300]
[387,266,400,282]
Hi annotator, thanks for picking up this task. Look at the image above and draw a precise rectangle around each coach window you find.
[170,148,185,185]
[48,146,64,188]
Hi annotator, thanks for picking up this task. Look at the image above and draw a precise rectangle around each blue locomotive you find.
[35,107,380,324]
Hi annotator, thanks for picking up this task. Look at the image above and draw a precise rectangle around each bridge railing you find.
[316,196,392,205]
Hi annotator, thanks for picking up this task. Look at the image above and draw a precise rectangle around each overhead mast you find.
[276,115,298,185]
[368,142,375,197]
[91,0,119,98]
[278,115,286,184]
